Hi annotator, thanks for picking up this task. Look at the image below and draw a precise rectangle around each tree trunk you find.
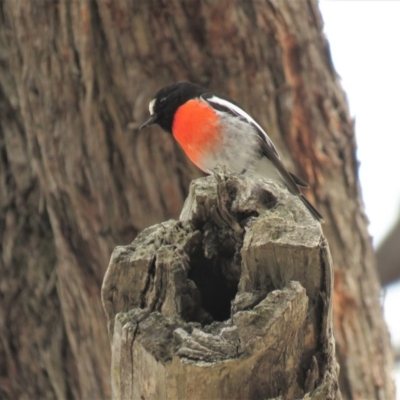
[376,213,400,286]
[102,172,341,399]
[0,1,394,399]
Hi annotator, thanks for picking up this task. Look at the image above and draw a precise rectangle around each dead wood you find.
[102,172,341,400]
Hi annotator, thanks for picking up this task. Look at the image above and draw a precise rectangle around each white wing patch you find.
[204,95,280,158]
[149,98,156,115]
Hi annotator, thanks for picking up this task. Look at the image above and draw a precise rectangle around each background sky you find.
[319,1,400,396]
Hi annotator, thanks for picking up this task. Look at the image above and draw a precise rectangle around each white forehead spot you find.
[149,98,156,115]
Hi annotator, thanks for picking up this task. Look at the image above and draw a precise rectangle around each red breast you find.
[172,99,222,170]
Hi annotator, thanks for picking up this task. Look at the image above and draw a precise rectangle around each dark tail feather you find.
[299,195,324,223]
[289,172,309,188]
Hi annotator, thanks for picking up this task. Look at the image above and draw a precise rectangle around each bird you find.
[140,81,323,222]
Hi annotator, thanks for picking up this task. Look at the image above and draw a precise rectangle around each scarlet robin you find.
[140,81,323,222]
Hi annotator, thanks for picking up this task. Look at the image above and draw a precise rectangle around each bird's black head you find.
[140,82,209,133]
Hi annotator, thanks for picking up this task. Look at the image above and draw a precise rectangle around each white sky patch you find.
[320,1,400,246]
[320,3,400,397]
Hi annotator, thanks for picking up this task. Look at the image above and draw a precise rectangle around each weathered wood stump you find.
[101,172,340,400]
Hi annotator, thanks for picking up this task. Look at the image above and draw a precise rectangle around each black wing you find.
[201,94,280,158]
[202,94,323,221]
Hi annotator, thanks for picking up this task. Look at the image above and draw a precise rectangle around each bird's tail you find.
[299,194,324,223]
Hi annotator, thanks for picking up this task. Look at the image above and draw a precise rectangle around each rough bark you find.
[0,0,394,399]
[102,172,340,400]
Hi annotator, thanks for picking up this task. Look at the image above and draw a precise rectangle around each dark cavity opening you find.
[188,243,240,322]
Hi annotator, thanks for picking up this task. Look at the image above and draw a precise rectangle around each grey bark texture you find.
[102,172,341,400]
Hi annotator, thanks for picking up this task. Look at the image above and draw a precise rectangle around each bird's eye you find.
[160,97,167,106]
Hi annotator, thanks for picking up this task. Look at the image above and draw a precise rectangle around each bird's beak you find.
[139,114,157,130]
